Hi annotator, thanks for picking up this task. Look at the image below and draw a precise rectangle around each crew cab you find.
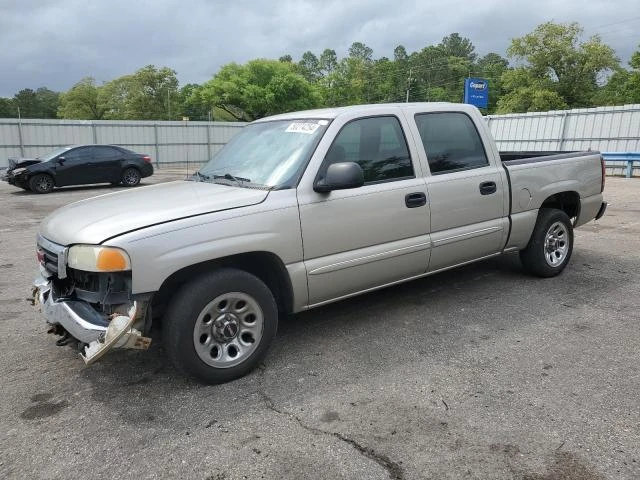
[32,103,607,384]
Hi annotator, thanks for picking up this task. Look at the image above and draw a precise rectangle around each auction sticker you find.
[285,122,320,134]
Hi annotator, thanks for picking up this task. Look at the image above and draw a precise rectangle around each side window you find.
[325,116,414,183]
[62,147,89,161]
[414,113,489,174]
[91,147,120,161]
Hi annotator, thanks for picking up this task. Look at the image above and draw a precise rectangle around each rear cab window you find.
[323,115,414,184]
[414,112,488,175]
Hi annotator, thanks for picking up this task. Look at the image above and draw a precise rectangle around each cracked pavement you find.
[0,173,639,479]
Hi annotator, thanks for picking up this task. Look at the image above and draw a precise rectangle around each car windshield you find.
[198,119,329,189]
[39,146,73,162]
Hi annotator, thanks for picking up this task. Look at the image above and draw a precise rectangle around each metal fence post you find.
[206,122,212,161]
[558,112,569,151]
[91,122,97,144]
[17,118,25,156]
[154,123,160,169]
[627,161,633,178]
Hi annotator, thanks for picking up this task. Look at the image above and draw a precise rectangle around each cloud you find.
[0,0,637,96]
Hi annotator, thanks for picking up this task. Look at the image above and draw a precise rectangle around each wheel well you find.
[153,251,294,320]
[540,191,580,220]
[28,172,56,187]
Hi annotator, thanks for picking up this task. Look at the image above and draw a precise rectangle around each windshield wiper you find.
[213,173,251,185]
[191,171,210,182]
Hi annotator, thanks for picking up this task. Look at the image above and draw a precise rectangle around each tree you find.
[35,88,60,118]
[199,59,323,121]
[13,89,38,117]
[318,49,338,76]
[594,44,640,105]
[12,88,59,118]
[506,22,619,108]
[298,51,320,82]
[98,65,180,120]
[178,83,211,121]
[476,53,510,112]
[496,68,567,113]
[58,77,105,119]
[439,33,477,62]
[0,97,17,117]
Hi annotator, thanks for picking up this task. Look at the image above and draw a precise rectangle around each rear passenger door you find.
[91,146,125,183]
[298,113,431,306]
[412,112,507,272]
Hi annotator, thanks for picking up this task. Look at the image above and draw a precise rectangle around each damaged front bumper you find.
[33,274,151,364]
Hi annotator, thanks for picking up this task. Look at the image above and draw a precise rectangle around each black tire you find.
[121,167,141,187]
[520,208,574,278]
[28,173,55,194]
[163,268,278,384]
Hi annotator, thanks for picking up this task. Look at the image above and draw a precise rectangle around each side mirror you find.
[57,156,66,164]
[314,162,364,193]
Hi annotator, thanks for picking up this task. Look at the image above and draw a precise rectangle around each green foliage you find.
[0,97,17,117]
[199,59,323,121]
[99,65,179,120]
[10,88,60,118]
[57,77,105,119]
[504,22,619,110]
[593,44,640,105]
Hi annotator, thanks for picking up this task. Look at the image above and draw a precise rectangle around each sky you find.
[1,0,639,97]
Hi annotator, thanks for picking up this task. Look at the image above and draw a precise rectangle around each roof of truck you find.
[254,102,462,122]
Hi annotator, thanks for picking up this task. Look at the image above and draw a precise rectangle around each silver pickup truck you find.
[32,103,607,384]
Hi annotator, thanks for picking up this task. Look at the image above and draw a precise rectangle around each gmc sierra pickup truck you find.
[32,103,607,384]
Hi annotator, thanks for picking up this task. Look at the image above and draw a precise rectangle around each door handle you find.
[405,192,427,208]
[479,181,497,195]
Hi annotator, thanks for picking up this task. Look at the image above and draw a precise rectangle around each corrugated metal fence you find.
[487,104,640,176]
[0,119,246,168]
[2,105,639,174]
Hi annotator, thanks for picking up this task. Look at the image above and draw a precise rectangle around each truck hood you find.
[40,181,270,245]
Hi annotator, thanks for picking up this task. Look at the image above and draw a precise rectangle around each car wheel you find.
[163,268,278,384]
[121,168,141,187]
[520,208,574,278]
[28,174,55,194]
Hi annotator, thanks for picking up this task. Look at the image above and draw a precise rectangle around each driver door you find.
[54,146,96,186]
[298,114,431,307]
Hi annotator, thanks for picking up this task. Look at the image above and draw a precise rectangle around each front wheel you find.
[163,268,278,384]
[28,173,55,194]
[520,208,574,278]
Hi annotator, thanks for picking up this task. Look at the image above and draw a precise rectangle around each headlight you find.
[11,167,26,175]
[68,245,131,272]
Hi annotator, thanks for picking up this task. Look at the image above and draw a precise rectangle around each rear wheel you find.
[520,208,573,277]
[163,268,278,384]
[28,173,54,194]
[121,168,141,187]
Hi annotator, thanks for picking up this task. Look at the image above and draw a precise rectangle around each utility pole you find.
[405,68,412,103]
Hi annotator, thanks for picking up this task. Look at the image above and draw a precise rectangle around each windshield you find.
[40,146,73,162]
[198,119,329,189]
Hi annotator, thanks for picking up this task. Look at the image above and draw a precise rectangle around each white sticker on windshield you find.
[286,122,320,134]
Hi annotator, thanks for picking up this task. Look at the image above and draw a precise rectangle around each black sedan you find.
[1,145,154,193]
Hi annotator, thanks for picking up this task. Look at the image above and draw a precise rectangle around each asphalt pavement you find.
[0,172,638,479]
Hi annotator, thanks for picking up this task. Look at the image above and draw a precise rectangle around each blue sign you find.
[464,78,489,108]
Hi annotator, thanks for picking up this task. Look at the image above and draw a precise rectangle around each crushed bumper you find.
[33,275,151,364]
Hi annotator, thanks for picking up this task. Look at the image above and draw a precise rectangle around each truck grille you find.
[37,235,68,279]
[41,246,59,274]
